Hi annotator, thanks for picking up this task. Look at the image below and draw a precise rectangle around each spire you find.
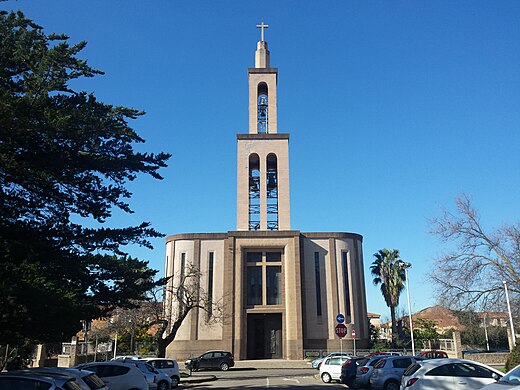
[255,22,270,68]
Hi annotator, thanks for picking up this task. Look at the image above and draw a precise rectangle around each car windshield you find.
[501,366,520,384]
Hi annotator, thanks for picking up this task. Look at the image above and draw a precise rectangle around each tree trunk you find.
[157,339,167,358]
[390,306,397,349]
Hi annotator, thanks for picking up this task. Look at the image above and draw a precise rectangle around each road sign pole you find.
[354,337,356,356]
[340,337,343,356]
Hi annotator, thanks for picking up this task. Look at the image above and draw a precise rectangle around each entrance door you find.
[247,313,282,359]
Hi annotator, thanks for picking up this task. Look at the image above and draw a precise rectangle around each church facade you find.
[164,28,369,360]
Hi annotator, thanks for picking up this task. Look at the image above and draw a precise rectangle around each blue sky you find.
[3,1,520,321]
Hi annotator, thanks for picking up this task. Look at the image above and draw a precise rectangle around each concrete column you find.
[32,344,46,367]
[69,336,79,367]
[453,331,463,358]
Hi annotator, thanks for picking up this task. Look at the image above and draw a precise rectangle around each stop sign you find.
[335,323,347,338]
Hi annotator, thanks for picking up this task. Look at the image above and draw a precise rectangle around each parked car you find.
[479,363,520,390]
[0,371,83,389]
[320,356,350,383]
[312,352,353,369]
[185,350,234,371]
[75,361,148,390]
[370,355,419,390]
[340,357,368,388]
[141,358,180,388]
[119,359,171,390]
[111,355,141,360]
[367,351,402,357]
[415,350,448,359]
[353,355,387,388]
[401,358,502,390]
[16,367,108,390]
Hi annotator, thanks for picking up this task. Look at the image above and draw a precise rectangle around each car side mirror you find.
[492,373,500,381]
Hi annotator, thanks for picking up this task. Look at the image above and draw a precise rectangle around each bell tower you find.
[236,23,291,231]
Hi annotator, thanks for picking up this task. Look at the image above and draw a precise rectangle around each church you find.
[164,24,369,360]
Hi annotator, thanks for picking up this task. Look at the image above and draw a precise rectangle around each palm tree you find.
[370,249,407,348]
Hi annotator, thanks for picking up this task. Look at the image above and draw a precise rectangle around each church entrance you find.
[246,313,282,359]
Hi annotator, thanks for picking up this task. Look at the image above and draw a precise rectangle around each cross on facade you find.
[256,21,269,42]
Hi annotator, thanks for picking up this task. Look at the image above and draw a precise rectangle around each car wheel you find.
[171,375,180,388]
[157,381,169,390]
[220,362,229,371]
[321,372,332,383]
[384,380,399,390]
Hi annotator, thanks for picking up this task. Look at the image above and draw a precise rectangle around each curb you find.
[181,375,217,384]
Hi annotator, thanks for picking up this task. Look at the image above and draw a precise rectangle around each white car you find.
[75,361,148,390]
[320,356,350,383]
[141,358,180,387]
[480,363,520,390]
[400,358,502,390]
[312,352,352,369]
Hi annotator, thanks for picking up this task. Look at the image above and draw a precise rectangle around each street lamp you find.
[403,262,415,355]
[503,281,517,347]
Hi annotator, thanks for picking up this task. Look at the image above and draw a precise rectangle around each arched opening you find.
[257,82,268,134]
[266,153,278,230]
[249,154,260,230]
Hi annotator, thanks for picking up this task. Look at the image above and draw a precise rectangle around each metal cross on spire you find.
[256,21,269,42]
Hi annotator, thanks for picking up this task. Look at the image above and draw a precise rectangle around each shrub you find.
[505,344,520,371]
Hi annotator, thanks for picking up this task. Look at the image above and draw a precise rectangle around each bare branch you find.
[430,195,520,317]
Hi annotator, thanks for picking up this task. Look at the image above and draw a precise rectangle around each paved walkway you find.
[181,359,313,384]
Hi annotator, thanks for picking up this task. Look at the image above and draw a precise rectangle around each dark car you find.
[185,350,234,371]
[340,357,367,388]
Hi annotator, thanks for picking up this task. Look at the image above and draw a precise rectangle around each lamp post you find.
[503,281,517,347]
[403,262,415,355]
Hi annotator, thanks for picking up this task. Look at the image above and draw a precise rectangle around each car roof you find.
[416,358,501,369]
[0,371,76,384]
[78,361,137,367]
[141,357,176,361]
[19,367,93,377]
[202,350,229,353]
[380,355,414,360]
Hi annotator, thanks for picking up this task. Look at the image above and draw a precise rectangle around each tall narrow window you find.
[342,252,351,316]
[247,267,262,305]
[257,82,268,133]
[266,266,281,304]
[179,253,186,313]
[248,154,260,230]
[207,252,214,320]
[314,252,322,316]
[266,154,278,230]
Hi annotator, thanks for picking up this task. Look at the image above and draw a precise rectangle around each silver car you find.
[120,359,172,390]
[370,356,419,390]
[75,361,148,390]
[479,363,520,390]
[0,371,83,389]
[16,367,108,390]
[401,358,502,390]
[354,355,387,388]
[141,358,180,388]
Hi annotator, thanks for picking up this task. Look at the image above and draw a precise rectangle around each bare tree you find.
[430,195,520,314]
[149,265,224,358]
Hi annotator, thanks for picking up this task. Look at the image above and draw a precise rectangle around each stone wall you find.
[462,352,509,365]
